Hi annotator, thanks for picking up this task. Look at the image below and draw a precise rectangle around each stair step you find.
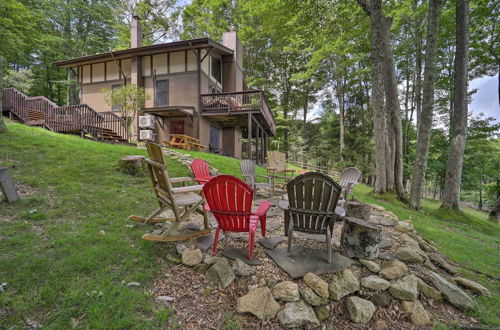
[25,119,46,126]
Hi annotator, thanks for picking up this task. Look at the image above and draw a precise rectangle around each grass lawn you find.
[1,121,498,328]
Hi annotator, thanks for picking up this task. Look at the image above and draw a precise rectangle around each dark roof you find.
[54,38,233,67]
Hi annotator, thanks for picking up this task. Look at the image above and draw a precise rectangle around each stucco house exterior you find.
[53,17,275,162]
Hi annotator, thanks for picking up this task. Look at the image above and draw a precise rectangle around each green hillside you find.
[0,122,498,328]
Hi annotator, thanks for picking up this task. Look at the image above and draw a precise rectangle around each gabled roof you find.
[54,38,233,67]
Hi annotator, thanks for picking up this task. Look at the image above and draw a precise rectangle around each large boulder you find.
[206,258,235,288]
[429,253,456,274]
[416,277,443,301]
[181,249,203,266]
[453,277,491,296]
[379,260,408,280]
[303,272,329,298]
[359,259,381,273]
[346,296,376,323]
[277,300,320,328]
[428,271,475,310]
[395,246,425,263]
[361,275,391,291]
[313,305,330,322]
[328,269,360,300]
[401,301,431,326]
[300,286,328,306]
[389,275,418,301]
[272,281,300,302]
[237,287,281,320]
[369,292,392,307]
[396,220,414,233]
[232,259,255,277]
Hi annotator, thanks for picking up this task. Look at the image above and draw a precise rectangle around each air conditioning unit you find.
[140,129,154,141]
[139,115,155,129]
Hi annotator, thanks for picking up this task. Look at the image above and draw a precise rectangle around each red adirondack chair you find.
[203,175,271,260]
[191,158,212,184]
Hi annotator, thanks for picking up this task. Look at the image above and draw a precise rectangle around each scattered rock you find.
[379,260,408,280]
[370,204,385,212]
[176,244,187,255]
[396,220,414,233]
[361,275,390,291]
[272,281,300,302]
[258,237,284,250]
[300,286,328,306]
[193,263,210,274]
[304,272,329,298]
[203,254,222,265]
[401,301,431,326]
[408,233,438,253]
[181,249,203,266]
[428,271,475,310]
[369,292,392,307]
[359,259,381,273]
[382,211,398,221]
[429,253,456,274]
[453,277,491,296]
[232,259,256,277]
[127,282,140,287]
[277,300,320,328]
[156,295,174,302]
[389,275,418,301]
[237,287,281,320]
[373,319,390,330]
[328,269,360,300]
[416,277,443,301]
[395,246,424,263]
[346,296,376,323]
[313,305,330,322]
[206,258,235,288]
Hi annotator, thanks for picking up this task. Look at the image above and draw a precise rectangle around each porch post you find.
[248,113,252,161]
[261,129,265,165]
[256,125,260,164]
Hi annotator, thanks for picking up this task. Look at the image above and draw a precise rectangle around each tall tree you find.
[358,0,405,198]
[409,0,445,209]
[441,0,470,210]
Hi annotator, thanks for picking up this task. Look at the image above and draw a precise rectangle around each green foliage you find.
[102,84,150,136]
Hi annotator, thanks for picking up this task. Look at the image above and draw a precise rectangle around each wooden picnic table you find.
[164,134,206,151]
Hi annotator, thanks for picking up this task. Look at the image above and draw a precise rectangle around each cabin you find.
[53,16,275,163]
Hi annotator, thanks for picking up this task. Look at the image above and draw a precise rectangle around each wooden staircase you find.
[2,88,129,143]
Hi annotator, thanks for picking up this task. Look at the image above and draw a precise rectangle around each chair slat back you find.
[287,172,341,234]
[191,158,211,183]
[203,175,254,232]
[340,167,361,188]
[240,159,256,186]
[146,142,174,203]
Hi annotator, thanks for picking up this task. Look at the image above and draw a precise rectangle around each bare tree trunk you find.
[441,0,469,210]
[380,14,405,199]
[489,196,500,223]
[0,115,6,133]
[336,77,345,162]
[359,0,387,194]
[409,0,444,210]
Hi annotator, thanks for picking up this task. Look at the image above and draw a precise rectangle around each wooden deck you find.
[2,88,129,143]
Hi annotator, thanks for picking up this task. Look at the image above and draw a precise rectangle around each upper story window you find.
[211,57,222,84]
[111,84,121,112]
[155,80,168,107]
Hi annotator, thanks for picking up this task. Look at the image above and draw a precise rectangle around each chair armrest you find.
[170,177,194,184]
[171,185,203,194]
[253,200,271,217]
[278,200,289,211]
[256,174,272,184]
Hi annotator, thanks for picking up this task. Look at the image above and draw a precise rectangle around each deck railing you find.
[200,90,276,134]
[2,88,128,141]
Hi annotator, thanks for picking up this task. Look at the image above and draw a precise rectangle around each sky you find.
[470,74,499,120]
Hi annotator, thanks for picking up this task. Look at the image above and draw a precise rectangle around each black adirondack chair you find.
[284,172,342,263]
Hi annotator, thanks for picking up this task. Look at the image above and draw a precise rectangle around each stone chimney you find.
[131,15,142,48]
[222,31,244,92]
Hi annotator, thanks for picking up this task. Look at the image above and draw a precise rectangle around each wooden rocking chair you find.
[128,142,211,242]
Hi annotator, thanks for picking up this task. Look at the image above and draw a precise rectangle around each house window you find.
[111,84,121,112]
[155,80,168,107]
[211,57,222,84]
